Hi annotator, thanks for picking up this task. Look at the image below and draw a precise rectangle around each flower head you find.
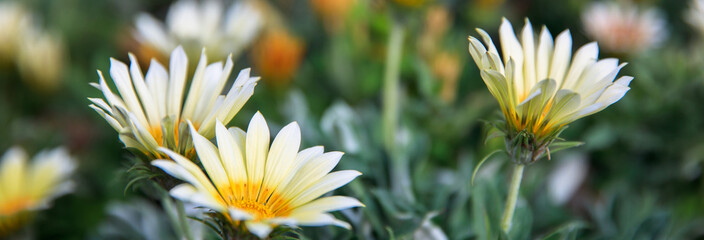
[89,47,259,159]
[468,18,633,163]
[0,2,64,92]
[686,0,704,36]
[0,1,29,63]
[310,0,355,32]
[0,147,76,237]
[17,29,64,93]
[252,30,304,85]
[153,112,363,238]
[582,2,666,54]
[134,0,262,60]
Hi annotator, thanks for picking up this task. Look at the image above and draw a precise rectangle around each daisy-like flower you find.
[152,112,363,238]
[686,0,704,36]
[0,1,28,63]
[582,2,666,54]
[468,18,633,163]
[17,28,64,93]
[0,147,76,237]
[89,46,259,159]
[134,0,262,60]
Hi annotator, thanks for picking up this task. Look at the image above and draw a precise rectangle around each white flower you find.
[0,2,29,62]
[548,154,588,205]
[153,112,363,238]
[686,0,704,36]
[582,2,667,54]
[17,28,64,92]
[134,0,262,60]
[0,147,76,236]
[468,18,633,142]
[89,46,259,159]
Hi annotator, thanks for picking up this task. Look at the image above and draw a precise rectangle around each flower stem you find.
[501,164,525,232]
[382,23,404,153]
[382,23,414,202]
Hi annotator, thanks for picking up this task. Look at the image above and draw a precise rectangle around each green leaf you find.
[548,141,584,153]
[472,149,504,186]
[386,227,396,240]
[539,221,587,240]
[484,127,506,145]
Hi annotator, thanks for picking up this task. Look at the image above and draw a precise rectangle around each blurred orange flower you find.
[253,30,305,85]
[310,0,355,32]
[393,0,428,8]
[432,52,461,103]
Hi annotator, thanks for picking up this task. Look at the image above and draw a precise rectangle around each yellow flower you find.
[0,147,76,237]
[89,46,259,159]
[468,18,632,161]
[134,0,263,60]
[153,112,363,238]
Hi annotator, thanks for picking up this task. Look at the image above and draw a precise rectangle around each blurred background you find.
[1,0,704,239]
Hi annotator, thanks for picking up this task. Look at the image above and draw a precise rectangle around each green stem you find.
[382,23,413,202]
[382,23,404,153]
[501,164,525,232]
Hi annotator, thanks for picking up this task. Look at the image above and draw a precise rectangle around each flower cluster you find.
[91,46,361,238]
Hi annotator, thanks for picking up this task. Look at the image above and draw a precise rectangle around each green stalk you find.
[383,23,414,202]
[501,164,525,232]
[382,23,404,153]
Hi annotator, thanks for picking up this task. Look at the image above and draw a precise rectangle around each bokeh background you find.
[1,0,704,239]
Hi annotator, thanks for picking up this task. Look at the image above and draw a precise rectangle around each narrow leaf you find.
[472,149,504,186]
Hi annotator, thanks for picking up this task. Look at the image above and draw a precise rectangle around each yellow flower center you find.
[218,183,292,221]
[0,197,33,216]
[233,200,275,219]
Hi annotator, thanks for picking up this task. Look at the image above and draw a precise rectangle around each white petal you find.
[245,221,273,238]
[288,170,361,209]
[156,148,222,200]
[521,18,537,90]
[181,50,209,121]
[134,13,174,53]
[167,46,188,117]
[228,207,254,221]
[0,147,28,198]
[562,42,598,90]
[291,196,364,215]
[499,18,524,94]
[262,122,301,195]
[145,59,169,118]
[549,30,572,85]
[128,53,160,127]
[170,183,225,212]
[536,26,554,82]
[215,121,247,184]
[245,112,269,197]
[279,151,344,199]
[286,212,351,229]
[188,121,229,189]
